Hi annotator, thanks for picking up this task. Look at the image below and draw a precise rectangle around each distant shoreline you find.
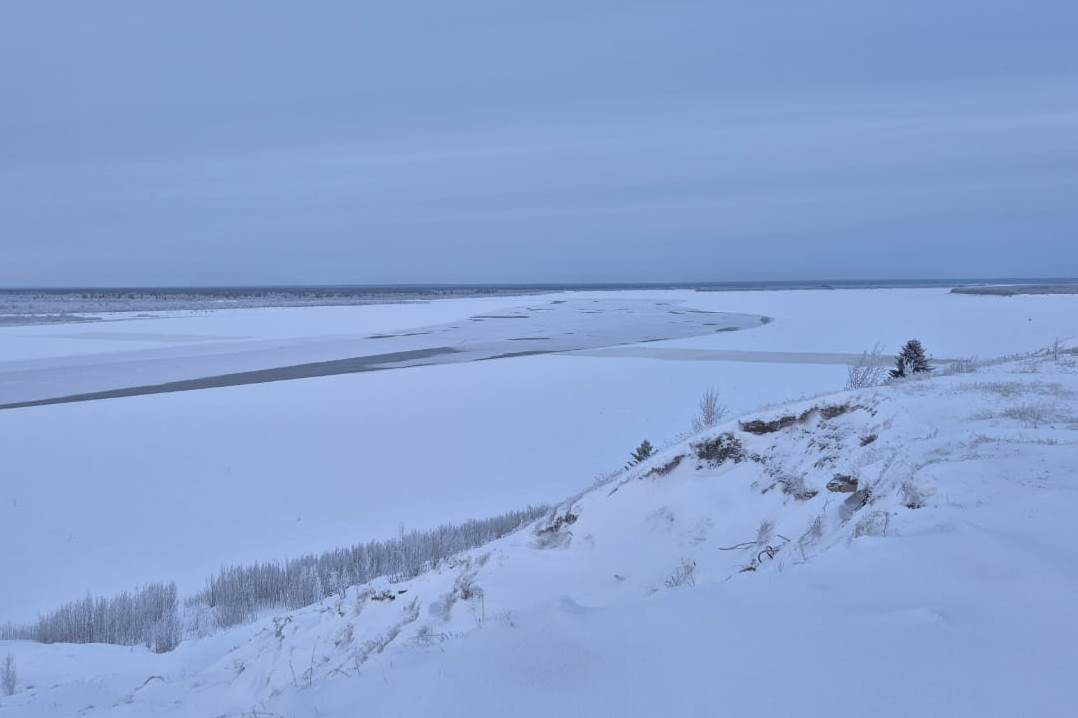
[2,278,1075,325]
[950,283,1078,297]
[3,277,1076,293]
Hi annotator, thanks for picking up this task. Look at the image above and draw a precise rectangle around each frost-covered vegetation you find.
[845,343,886,389]
[0,583,179,653]
[4,343,1078,717]
[690,388,727,432]
[1,506,547,651]
[189,506,547,630]
[5,287,1075,635]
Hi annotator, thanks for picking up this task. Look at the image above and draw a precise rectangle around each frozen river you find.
[0,297,765,409]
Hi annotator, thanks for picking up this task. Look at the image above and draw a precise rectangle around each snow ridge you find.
[4,347,1078,717]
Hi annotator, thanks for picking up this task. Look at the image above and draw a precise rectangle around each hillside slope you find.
[4,348,1078,717]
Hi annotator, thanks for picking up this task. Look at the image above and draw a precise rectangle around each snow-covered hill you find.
[4,347,1078,717]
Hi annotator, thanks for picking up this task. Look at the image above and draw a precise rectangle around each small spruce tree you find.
[627,440,655,468]
[890,339,932,379]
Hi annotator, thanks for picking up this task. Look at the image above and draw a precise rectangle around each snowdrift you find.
[4,347,1078,717]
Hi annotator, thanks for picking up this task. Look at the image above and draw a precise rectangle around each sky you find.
[1,0,1077,286]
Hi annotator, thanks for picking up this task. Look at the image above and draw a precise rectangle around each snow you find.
[0,296,545,363]
[0,295,763,407]
[659,287,1078,356]
[4,344,1078,717]
[1,288,1075,626]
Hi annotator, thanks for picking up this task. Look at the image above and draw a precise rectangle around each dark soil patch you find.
[643,454,685,478]
[740,410,812,434]
[820,404,853,420]
[827,475,859,493]
[740,404,857,434]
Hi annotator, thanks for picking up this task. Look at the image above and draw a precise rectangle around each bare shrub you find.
[454,573,483,602]
[999,402,1068,427]
[959,381,1074,400]
[429,573,481,622]
[853,511,890,539]
[413,624,448,646]
[692,433,745,466]
[333,623,354,649]
[664,558,697,588]
[534,506,579,548]
[845,343,885,389]
[369,590,398,602]
[776,474,818,501]
[755,520,774,546]
[944,356,979,374]
[691,389,728,433]
[901,481,927,509]
[272,615,293,639]
[1,654,15,696]
[798,515,825,555]
[400,596,421,624]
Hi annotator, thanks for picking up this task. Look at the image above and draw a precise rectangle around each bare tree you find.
[188,504,548,630]
[846,343,885,389]
[664,558,697,588]
[5,504,549,650]
[20,581,179,653]
[691,388,727,433]
[1,654,14,696]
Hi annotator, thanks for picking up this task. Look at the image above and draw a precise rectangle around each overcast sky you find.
[2,1,1076,285]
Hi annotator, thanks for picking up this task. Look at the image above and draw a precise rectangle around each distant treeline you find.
[950,284,1078,297]
[0,285,552,317]
[0,582,180,653]
[1,506,547,652]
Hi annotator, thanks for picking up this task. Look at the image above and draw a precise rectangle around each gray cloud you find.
[2,0,1076,284]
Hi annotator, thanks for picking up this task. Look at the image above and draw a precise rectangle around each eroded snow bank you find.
[4,347,1078,717]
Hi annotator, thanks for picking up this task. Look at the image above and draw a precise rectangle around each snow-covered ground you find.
[3,342,1078,717]
[0,288,1075,629]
